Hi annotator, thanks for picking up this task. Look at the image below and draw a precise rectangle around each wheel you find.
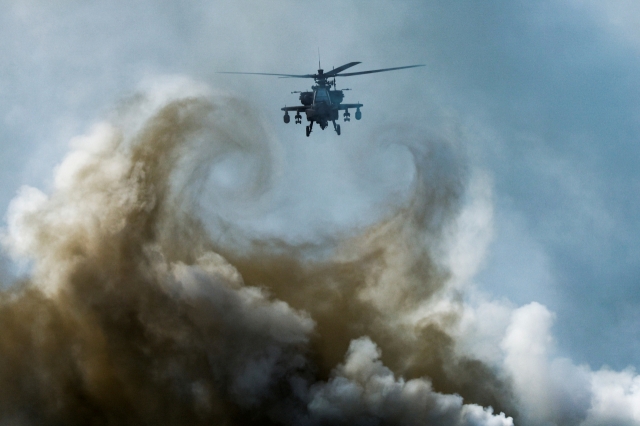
[306,126,310,137]
[336,124,341,136]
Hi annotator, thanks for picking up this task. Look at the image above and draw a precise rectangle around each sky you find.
[1,1,640,424]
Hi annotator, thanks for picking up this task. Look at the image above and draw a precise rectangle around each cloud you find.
[502,303,592,425]
[492,300,640,426]
[583,368,640,426]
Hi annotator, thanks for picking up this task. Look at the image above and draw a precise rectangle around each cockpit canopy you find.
[314,88,331,104]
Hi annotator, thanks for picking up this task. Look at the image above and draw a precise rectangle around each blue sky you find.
[1,0,639,380]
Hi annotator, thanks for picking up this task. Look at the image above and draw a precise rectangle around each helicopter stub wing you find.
[337,103,363,110]
[281,106,307,112]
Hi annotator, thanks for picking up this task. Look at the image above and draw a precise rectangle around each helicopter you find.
[218,61,424,136]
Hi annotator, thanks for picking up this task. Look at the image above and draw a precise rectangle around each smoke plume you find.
[0,80,523,425]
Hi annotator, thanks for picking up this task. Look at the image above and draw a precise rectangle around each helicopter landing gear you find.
[306,121,313,137]
[355,108,362,120]
[283,112,290,123]
[333,120,341,136]
[343,110,351,122]
[295,113,302,124]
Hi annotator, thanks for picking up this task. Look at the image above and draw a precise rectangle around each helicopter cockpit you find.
[314,88,331,104]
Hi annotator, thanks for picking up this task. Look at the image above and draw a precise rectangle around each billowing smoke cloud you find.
[0,80,511,425]
[1,79,638,426]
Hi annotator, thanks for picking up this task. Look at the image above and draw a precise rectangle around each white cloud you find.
[494,301,640,426]
[583,368,640,426]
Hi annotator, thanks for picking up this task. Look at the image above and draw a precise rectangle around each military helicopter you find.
[218,61,424,136]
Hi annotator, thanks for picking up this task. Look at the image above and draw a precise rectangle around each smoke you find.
[0,79,513,425]
[2,79,639,425]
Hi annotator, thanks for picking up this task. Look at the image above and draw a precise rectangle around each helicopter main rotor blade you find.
[323,61,362,77]
[335,64,425,77]
[216,71,314,78]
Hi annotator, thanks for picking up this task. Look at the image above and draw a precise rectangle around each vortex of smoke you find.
[0,81,514,425]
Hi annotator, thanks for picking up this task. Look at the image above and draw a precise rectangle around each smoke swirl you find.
[0,83,514,425]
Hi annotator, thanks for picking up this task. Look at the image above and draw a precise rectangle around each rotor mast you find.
[316,70,340,91]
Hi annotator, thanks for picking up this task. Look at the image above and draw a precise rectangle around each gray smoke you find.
[0,83,515,425]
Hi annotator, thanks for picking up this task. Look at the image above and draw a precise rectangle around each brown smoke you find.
[0,88,516,425]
